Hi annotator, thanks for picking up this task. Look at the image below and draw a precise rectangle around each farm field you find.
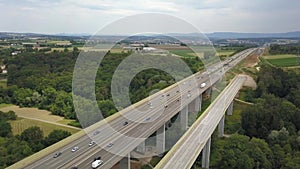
[168,46,236,58]
[0,105,64,122]
[9,117,80,136]
[217,51,234,57]
[267,57,300,67]
[263,54,298,59]
[262,54,300,67]
[169,49,198,58]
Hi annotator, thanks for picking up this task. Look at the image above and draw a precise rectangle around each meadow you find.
[9,117,79,136]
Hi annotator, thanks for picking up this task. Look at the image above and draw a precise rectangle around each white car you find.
[92,160,103,168]
[89,141,95,147]
[107,143,113,147]
[71,146,79,152]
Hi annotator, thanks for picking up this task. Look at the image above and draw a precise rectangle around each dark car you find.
[94,156,101,161]
[71,166,78,169]
[53,152,62,158]
[123,121,128,126]
[93,130,100,136]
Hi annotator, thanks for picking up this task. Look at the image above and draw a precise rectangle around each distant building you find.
[11,51,21,56]
[2,70,7,74]
[123,43,145,51]
[56,42,72,47]
[142,47,156,51]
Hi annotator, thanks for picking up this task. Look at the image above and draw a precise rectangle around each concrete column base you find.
[120,153,130,169]
[227,101,233,115]
[218,114,225,137]
[180,106,188,130]
[156,124,166,155]
[136,141,146,154]
[202,137,211,169]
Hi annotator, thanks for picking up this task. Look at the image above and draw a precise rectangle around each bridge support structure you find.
[156,124,166,155]
[195,94,202,112]
[179,106,188,130]
[136,141,146,154]
[120,153,130,169]
[227,101,233,116]
[218,114,225,137]
[202,137,211,169]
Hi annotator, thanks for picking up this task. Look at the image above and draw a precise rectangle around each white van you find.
[200,83,206,88]
[92,160,103,168]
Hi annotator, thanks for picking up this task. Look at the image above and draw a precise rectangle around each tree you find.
[0,120,12,137]
[4,137,33,166]
[20,126,44,152]
[44,129,71,146]
[218,134,272,169]
[6,110,17,120]
[50,91,74,119]
[13,88,33,107]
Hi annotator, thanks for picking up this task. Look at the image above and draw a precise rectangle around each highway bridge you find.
[8,48,257,169]
[155,75,247,169]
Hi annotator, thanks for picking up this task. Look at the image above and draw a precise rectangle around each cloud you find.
[0,0,299,34]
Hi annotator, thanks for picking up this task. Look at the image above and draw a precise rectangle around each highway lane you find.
[61,75,211,168]
[62,69,243,169]
[155,75,247,169]
[16,48,257,169]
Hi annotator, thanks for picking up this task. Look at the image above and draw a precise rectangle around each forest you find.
[194,65,300,169]
[269,44,300,55]
[0,48,203,126]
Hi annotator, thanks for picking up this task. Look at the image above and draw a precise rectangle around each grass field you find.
[169,49,198,58]
[169,47,235,59]
[9,117,79,136]
[263,54,298,59]
[224,101,250,134]
[0,105,64,122]
[262,54,300,67]
[217,51,234,57]
[267,57,300,67]
[0,103,13,108]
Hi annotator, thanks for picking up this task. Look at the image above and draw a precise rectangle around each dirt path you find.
[241,74,257,89]
[243,52,260,68]
[0,105,81,130]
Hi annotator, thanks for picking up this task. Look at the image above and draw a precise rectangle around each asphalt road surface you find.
[18,48,257,169]
[155,75,247,169]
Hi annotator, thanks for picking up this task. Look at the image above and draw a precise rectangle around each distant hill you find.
[1,31,300,39]
[206,31,300,39]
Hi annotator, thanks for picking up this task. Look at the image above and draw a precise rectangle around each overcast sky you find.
[0,0,299,34]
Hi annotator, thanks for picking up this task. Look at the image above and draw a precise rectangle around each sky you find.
[0,0,299,34]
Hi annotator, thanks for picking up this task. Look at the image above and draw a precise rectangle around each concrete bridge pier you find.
[135,141,146,154]
[227,101,233,115]
[202,137,211,169]
[179,106,188,130]
[120,153,130,169]
[218,114,225,137]
[195,94,202,112]
[188,94,202,113]
[206,87,212,96]
[156,124,166,155]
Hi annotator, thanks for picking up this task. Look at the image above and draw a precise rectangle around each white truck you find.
[92,159,103,168]
[200,82,206,88]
